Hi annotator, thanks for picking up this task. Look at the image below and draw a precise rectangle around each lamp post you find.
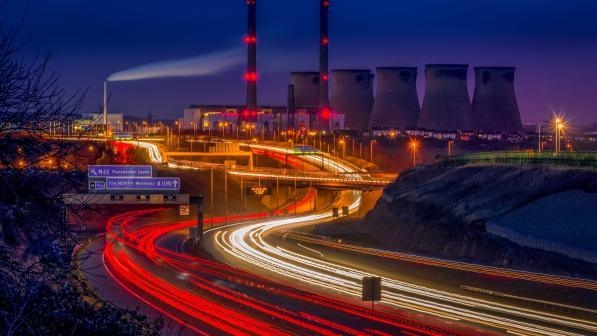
[339,139,346,159]
[448,140,454,157]
[554,118,561,155]
[369,139,376,163]
[175,120,181,151]
[410,139,418,166]
[558,122,564,154]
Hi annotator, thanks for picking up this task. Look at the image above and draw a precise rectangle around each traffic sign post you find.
[342,205,349,216]
[362,276,382,309]
[190,195,204,242]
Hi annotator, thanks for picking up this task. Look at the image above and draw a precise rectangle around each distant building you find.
[181,105,345,132]
[78,112,124,132]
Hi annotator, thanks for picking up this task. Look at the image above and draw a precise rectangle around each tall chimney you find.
[472,67,523,132]
[319,0,330,128]
[245,0,257,120]
[287,84,296,130]
[103,80,108,137]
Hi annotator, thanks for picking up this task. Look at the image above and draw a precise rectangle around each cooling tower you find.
[370,67,420,129]
[472,67,523,132]
[331,69,374,130]
[291,72,320,107]
[419,64,473,130]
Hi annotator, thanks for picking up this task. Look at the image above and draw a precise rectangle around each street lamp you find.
[175,120,181,151]
[369,139,376,163]
[338,139,346,159]
[219,121,225,138]
[410,139,418,166]
[553,117,565,155]
[448,140,454,157]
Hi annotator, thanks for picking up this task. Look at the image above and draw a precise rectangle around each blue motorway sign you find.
[105,177,180,191]
[88,165,153,178]
[88,180,106,190]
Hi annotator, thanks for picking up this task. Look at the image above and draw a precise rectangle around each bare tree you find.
[0,6,163,336]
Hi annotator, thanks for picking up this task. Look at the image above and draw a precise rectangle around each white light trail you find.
[213,144,597,336]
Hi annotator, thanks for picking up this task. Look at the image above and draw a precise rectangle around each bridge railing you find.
[436,151,597,168]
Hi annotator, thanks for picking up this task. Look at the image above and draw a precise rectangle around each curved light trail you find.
[103,207,481,335]
[116,140,596,335]
[208,143,597,336]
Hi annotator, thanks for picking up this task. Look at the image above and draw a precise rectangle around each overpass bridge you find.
[169,158,395,190]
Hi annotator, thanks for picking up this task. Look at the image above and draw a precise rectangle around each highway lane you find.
[200,143,597,336]
[123,140,597,335]
[103,208,484,335]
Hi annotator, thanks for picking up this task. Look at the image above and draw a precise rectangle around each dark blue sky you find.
[6,0,597,123]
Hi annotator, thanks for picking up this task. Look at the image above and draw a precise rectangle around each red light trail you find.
[102,206,485,335]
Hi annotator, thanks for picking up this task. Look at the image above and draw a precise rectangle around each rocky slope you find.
[360,164,597,278]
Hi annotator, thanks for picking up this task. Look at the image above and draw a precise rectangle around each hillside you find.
[360,164,597,278]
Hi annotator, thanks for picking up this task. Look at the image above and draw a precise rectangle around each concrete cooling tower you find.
[291,72,320,107]
[370,67,420,129]
[419,64,473,130]
[472,67,523,132]
[331,69,374,130]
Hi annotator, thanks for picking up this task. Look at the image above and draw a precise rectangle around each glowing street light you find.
[410,139,419,166]
[338,139,346,159]
[448,140,454,157]
[553,117,565,155]
[369,139,376,163]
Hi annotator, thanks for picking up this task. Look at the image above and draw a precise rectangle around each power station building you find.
[419,64,473,130]
[472,67,523,132]
[330,69,375,131]
[370,67,420,129]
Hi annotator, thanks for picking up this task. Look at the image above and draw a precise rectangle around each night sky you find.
[5,0,597,124]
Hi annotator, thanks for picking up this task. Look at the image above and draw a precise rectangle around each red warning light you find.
[322,73,329,81]
[323,1,330,8]
[322,37,329,45]
[244,35,257,44]
[321,108,331,120]
[244,72,258,81]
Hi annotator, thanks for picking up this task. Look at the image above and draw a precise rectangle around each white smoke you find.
[107,49,244,82]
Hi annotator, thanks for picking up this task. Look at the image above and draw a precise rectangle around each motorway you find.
[86,140,597,335]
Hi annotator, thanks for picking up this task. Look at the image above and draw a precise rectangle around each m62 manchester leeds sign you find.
[88,165,153,178]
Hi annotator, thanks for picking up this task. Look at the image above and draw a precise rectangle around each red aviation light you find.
[246,0,256,5]
[321,108,331,120]
[323,1,330,7]
[322,73,329,81]
[244,72,258,81]
[244,35,257,44]
[321,37,329,45]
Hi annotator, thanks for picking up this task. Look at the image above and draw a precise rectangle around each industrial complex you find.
[172,0,524,136]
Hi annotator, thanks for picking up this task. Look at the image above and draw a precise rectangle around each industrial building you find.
[419,64,474,130]
[370,67,420,129]
[80,112,124,132]
[180,105,344,134]
[330,69,375,131]
[472,67,523,132]
[176,0,524,135]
